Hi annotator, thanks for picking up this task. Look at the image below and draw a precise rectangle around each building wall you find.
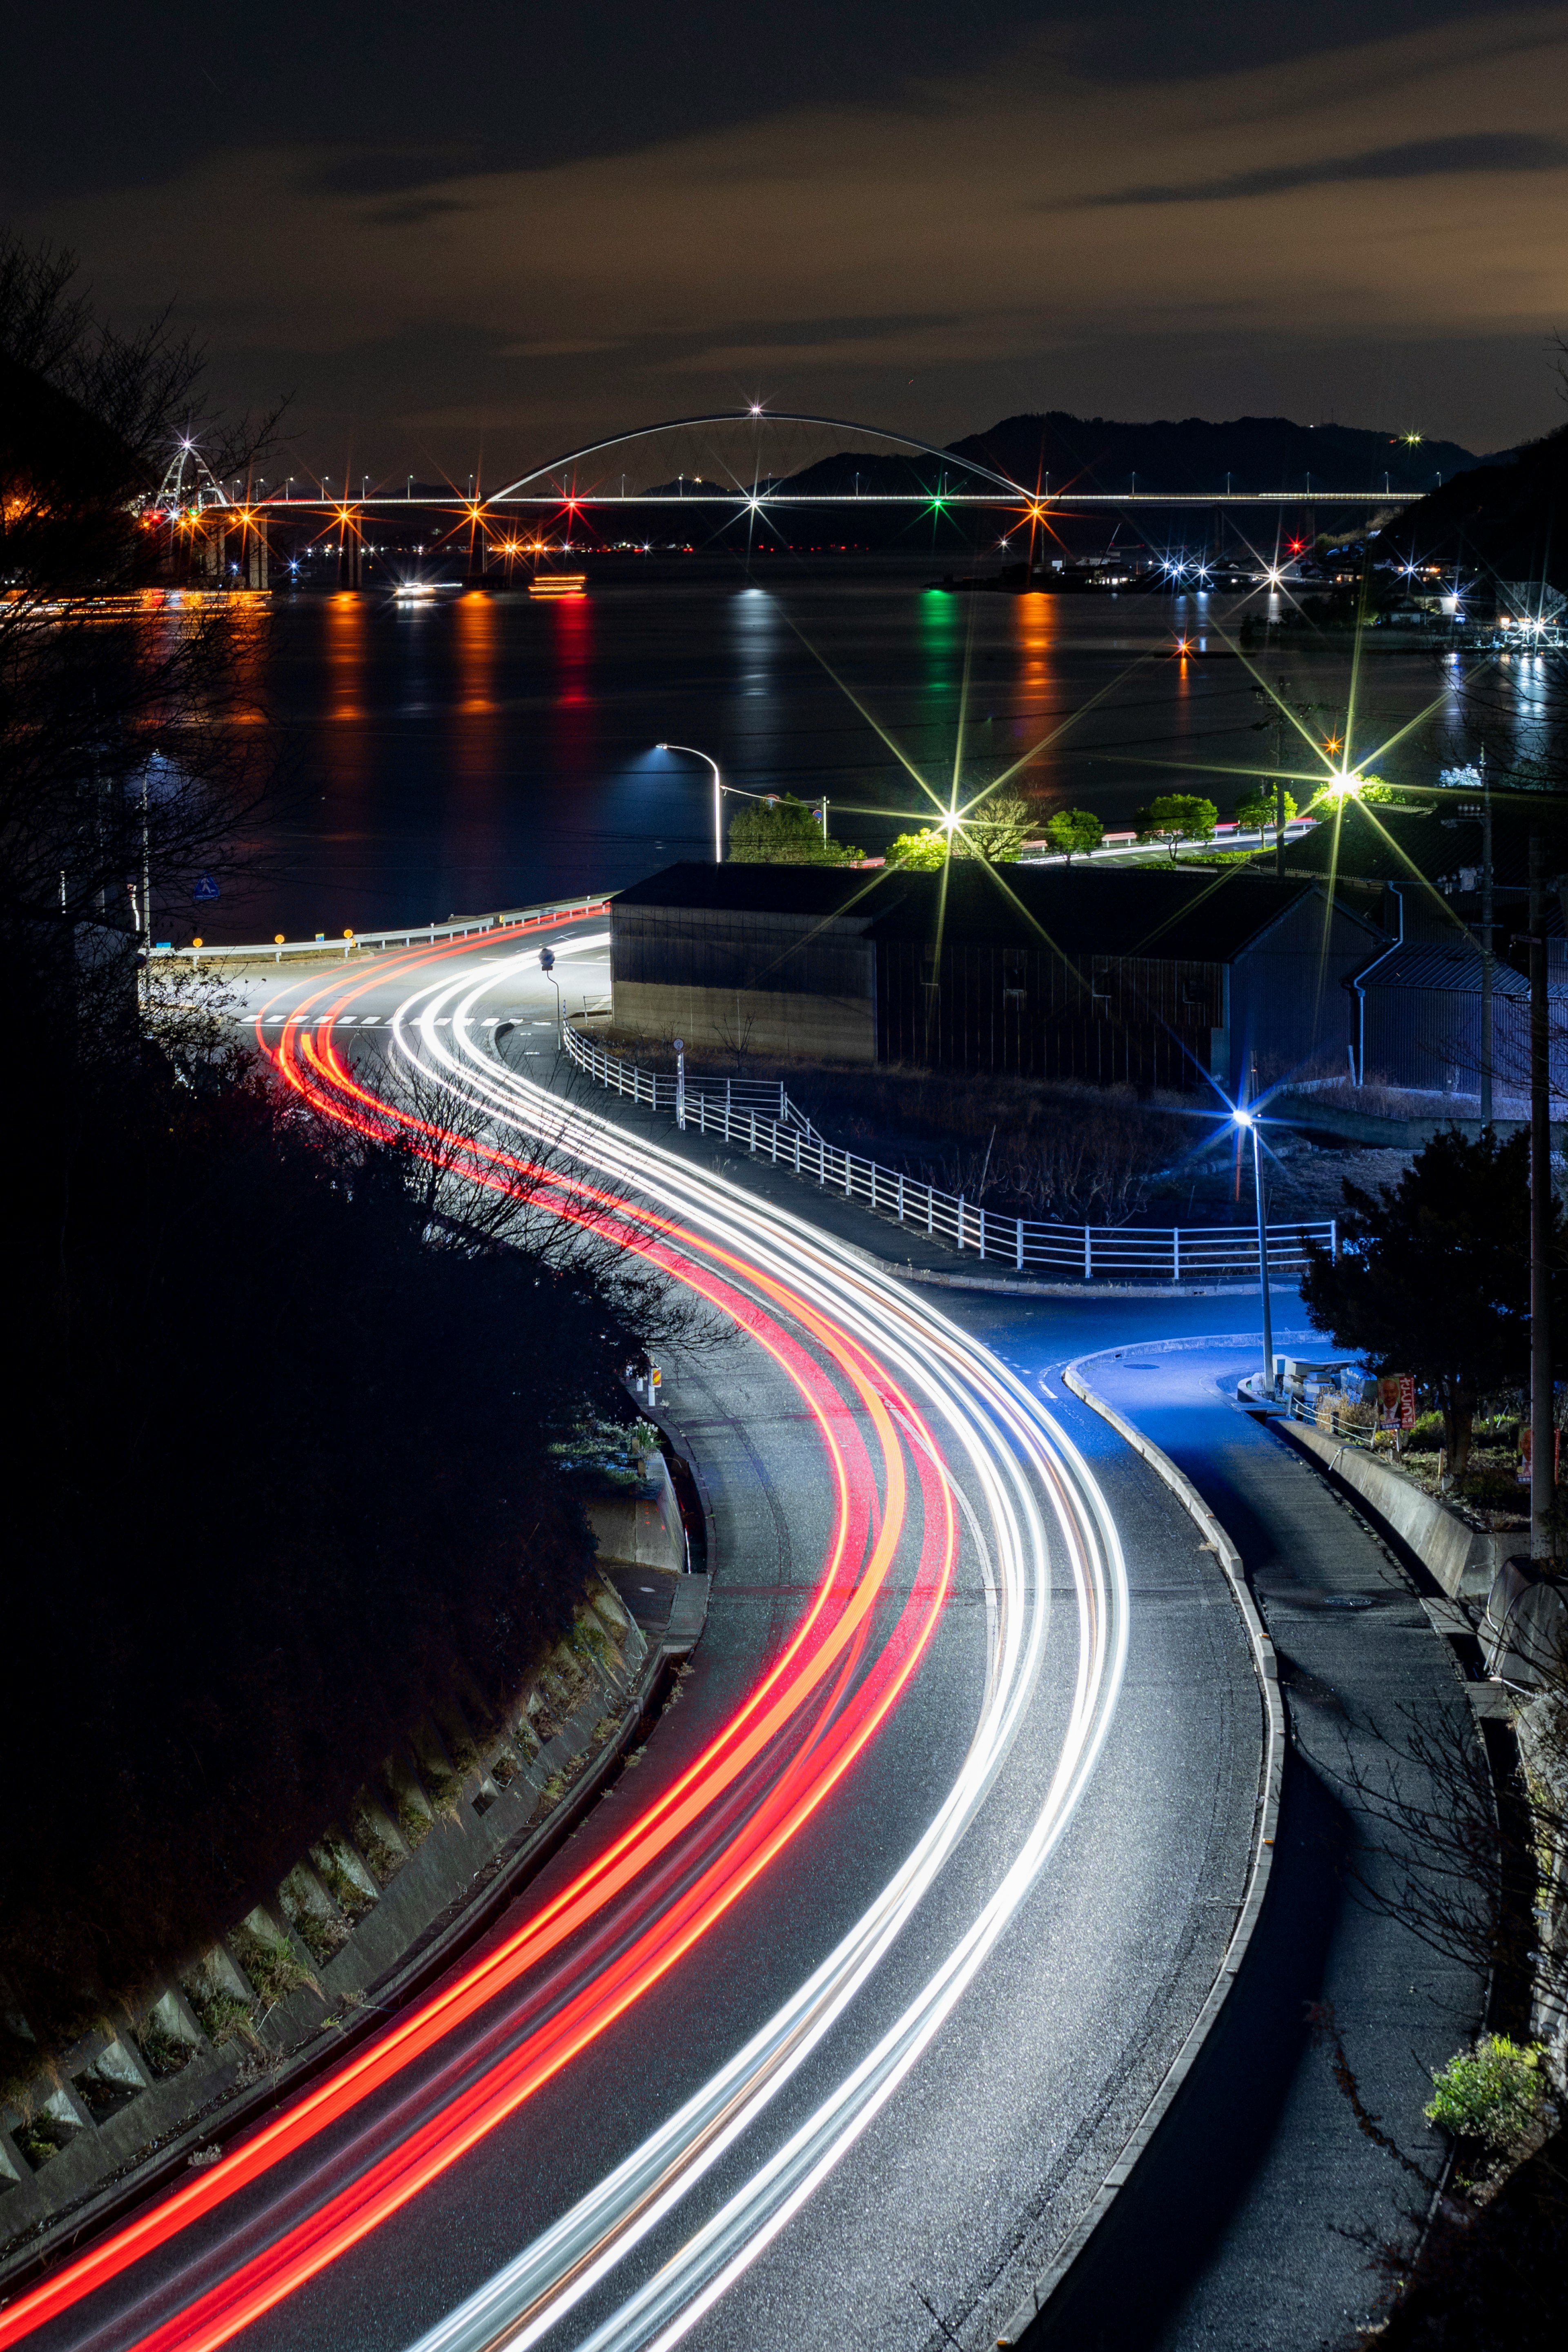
[612,981,875,1062]
[612,902,874,1000]
[1226,895,1381,1089]
[612,882,1380,1088]
[1358,987,1568,1098]
[611,900,878,1058]
[875,938,1221,1089]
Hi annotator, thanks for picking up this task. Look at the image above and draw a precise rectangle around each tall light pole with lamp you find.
[1233,1104,1274,1389]
[655,743,724,863]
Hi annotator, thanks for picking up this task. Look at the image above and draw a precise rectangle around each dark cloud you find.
[12,6,1567,464]
[365,195,477,229]
[1094,129,1568,205]
[0,0,1534,201]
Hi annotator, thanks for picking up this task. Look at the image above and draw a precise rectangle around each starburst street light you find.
[1232,1103,1275,1385]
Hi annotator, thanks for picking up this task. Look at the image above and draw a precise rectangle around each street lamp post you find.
[1235,1106,1274,1388]
[656,742,724,863]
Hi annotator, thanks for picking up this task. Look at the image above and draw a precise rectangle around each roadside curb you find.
[997,1345,1285,2345]
[893,1265,1266,1300]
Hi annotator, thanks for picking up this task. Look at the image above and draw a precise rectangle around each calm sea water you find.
[205,558,1480,944]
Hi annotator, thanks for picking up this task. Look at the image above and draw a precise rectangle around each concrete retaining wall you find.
[585,1453,688,1576]
[0,1566,707,2273]
[1276,1419,1502,1598]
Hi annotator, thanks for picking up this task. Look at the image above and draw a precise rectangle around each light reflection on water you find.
[205,566,1478,943]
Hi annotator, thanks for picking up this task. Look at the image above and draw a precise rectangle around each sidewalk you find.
[1027,1339,1486,2352]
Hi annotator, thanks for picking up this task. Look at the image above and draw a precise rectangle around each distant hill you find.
[758,410,1489,509]
[1372,421,1565,590]
[946,411,1486,497]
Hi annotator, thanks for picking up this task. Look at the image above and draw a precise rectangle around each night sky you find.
[9,1,1568,474]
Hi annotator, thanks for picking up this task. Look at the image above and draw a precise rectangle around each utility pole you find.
[1479,749,1494,1125]
[1529,830,1555,1558]
[1274,679,1291,878]
[140,770,151,1004]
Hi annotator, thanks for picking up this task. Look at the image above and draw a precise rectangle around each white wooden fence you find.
[562,1025,1336,1281]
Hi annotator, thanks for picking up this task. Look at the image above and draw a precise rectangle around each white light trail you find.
[374,950,1130,2352]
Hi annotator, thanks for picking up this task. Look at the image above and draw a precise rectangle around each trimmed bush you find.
[1425,2036,1547,2148]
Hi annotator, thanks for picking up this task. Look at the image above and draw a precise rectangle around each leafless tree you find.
[0,232,289,960]
[348,1047,726,1363]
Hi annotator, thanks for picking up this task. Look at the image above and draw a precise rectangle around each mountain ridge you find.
[946,409,1490,496]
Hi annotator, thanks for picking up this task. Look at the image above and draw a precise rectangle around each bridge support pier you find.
[337,534,362,590]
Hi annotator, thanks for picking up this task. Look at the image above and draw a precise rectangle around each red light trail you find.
[2,918,958,2352]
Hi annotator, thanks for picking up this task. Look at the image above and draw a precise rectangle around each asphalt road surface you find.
[8,920,1286,2352]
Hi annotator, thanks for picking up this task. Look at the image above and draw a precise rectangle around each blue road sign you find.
[192,874,221,902]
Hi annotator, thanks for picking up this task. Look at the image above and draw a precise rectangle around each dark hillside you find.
[1372,420,1567,592]
[762,410,1487,522]
[947,411,1485,497]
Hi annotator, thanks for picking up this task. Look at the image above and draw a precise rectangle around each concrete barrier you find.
[1276,1419,1501,1598]
[0,1564,708,2273]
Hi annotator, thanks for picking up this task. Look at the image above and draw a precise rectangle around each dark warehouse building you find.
[609,862,1385,1093]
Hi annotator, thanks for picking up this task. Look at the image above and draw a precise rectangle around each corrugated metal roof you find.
[1285,798,1568,895]
[615,861,1382,962]
[1352,940,1550,995]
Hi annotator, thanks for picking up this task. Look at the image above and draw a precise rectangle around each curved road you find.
[6,915,1266,2352]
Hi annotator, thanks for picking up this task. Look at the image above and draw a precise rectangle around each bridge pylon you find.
[337,529,362,590]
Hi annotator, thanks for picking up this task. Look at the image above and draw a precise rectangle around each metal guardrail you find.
[152,895,612,962]
[564,1024,1337,1281]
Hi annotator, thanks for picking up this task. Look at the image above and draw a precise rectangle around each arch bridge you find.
[142,409,1416,586]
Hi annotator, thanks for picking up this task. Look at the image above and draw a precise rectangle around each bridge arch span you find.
[486,411,1029,506]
